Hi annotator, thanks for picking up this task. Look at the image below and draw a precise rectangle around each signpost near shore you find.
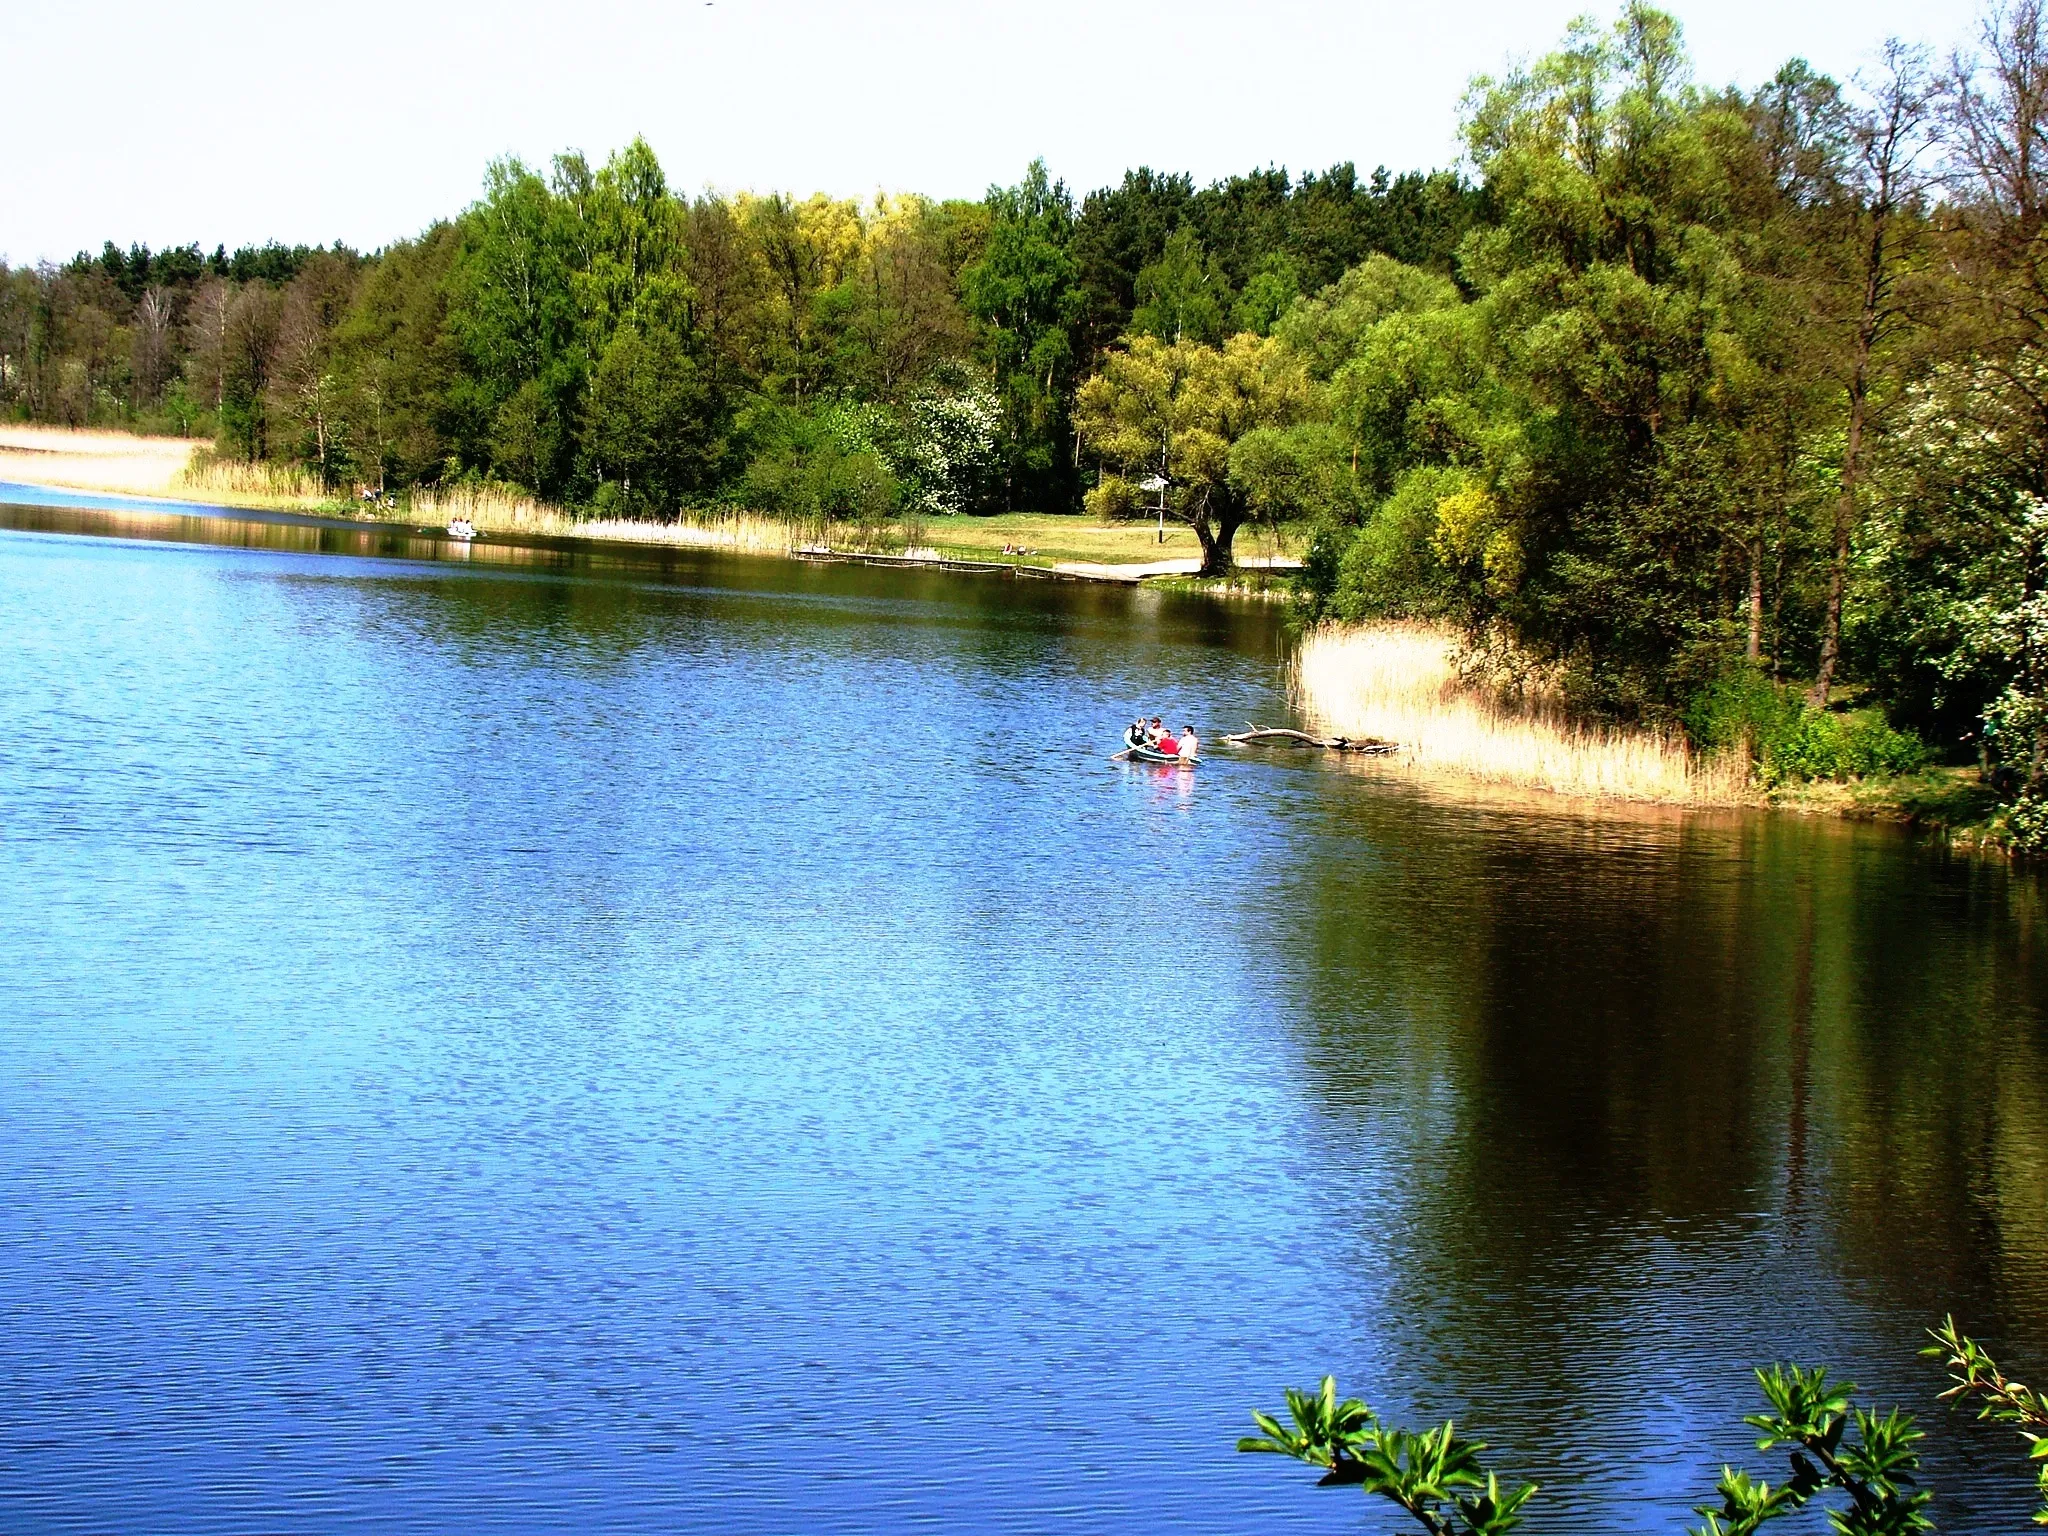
[1140,474,1168,545]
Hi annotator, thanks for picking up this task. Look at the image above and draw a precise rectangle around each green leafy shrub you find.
[1243,1323,2048,1533]
[1242,1360,1940,1536]
[1687,666,1794,758]
[2003,795,2048,852]
[1694,1363,1932,1536]
[1083,473,1142,523]
[1687,668,1927,786]
[1924,1317,2048,1524]
[1324,465,1469,622]
[1239,1376,1536,1536]
[1773,711,1928,783]
[737,404,901,541]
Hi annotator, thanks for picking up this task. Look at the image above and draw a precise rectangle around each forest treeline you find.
[0,150,1478,522]
[14,0,2048,824]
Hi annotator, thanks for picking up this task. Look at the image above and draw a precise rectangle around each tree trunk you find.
[2025,522,2048,797]
[1809,390,1862,706]
[1811,212,1888,707]
[1747,532,1765,662]
[1196,499,1243,577]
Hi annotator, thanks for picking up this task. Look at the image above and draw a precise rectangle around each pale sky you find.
[0,0,1987,265]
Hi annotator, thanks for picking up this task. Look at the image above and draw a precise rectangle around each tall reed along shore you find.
[1292,624,1753,806]
[1287,625,1989,833]
[0,426,203,498]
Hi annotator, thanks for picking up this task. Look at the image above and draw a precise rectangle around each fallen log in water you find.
[1222,726,1401,755]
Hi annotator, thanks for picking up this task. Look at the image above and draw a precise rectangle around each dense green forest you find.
[13,0,2048,826]
[0,152,1477,522]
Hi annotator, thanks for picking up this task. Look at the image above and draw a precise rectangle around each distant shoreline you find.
[0,424,1299,591]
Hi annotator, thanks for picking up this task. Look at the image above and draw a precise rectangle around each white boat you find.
[447,518,476,541]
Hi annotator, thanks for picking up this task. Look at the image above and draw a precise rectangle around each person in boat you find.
[1154,727,1179,756]
[1125,719,1148,752]
[1177,725,1199,761]
[1146,716,1166,746]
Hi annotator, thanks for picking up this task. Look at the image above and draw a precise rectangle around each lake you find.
[3,494,2046,1534]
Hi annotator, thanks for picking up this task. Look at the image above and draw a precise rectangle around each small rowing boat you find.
[1114,729,1196,765]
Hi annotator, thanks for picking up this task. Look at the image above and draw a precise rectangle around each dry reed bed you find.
[162,464,801,557]
[1292,624,1752,805]
[409,484,796,556]
[2,431,923,562]
[0,425,203,496]
[174,454,323,503]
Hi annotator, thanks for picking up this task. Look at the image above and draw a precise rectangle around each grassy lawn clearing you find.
[920,512,1299,568]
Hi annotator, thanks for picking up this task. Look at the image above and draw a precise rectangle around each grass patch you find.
[920,513,1299,568]
[1147,571,1294,600]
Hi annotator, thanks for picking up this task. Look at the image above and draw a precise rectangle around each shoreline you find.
[1291,622,2016,854]
[1,471,1298,593]
[0,424,1300,592]
[0,429,2016,852]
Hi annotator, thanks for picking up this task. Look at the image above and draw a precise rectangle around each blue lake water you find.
[3,500,2046,1533]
